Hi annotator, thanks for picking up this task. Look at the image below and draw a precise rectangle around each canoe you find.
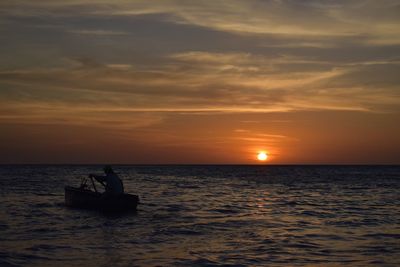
[65,186,139,212]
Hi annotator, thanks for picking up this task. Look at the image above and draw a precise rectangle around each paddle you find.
[87,175,106,193]
[89,176,98,192]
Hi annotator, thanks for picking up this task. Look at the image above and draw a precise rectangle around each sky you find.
[0,0,399,164]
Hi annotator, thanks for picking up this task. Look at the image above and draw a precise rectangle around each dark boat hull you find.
[65,186,139,212]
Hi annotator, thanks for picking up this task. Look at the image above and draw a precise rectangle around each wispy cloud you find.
[1,50,398,121]
[68,29,130,35]
[2,1,400,43]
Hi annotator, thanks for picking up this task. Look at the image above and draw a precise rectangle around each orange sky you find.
[0,1,399,164]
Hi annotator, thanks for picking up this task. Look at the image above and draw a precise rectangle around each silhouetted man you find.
[89,166,124,195]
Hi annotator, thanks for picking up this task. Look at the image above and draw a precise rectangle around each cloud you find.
[67,29,130,35]
[2,0,400,45]
[1,49,398,120]
[0,101,164,130]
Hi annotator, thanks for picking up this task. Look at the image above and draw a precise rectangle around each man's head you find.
[103,165,114,174]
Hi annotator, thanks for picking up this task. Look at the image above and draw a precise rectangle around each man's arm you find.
[89,174,106,183]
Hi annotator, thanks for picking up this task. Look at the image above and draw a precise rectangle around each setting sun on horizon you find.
[257,152,268,161]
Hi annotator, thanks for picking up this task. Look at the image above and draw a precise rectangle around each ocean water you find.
[0,165,399,267]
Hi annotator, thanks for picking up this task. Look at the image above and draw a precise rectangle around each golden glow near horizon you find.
[257,152,268,161]
[0,1,399,164]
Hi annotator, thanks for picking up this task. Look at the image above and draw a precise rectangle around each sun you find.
[257,152,268,161]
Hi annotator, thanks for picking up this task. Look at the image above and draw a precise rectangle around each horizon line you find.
[1,163,399,166]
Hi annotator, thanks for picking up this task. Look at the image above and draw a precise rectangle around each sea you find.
[0,165,399,267]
